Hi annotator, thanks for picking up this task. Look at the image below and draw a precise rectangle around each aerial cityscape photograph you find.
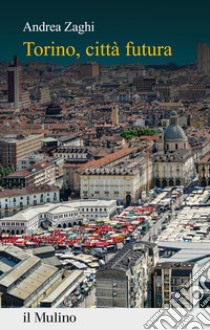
[0,43,209,311]
[1,0,210,329]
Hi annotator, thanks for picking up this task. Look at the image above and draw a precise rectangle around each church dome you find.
[164,111,187,141]
[164,124,187,140]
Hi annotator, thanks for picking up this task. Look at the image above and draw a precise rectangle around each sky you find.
[0,0,210,65]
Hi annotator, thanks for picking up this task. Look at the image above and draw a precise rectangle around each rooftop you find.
[0,185,59,199]
[164,123,187,141]
[103,241,153,272]
[78,147,136,173]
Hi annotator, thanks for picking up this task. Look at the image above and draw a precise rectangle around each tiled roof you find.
[0,185,59,198]
[78,147,136,173]
[197,153,210,164]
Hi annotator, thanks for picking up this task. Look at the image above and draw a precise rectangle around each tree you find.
[0,165,13,186]
[121,128,156,140]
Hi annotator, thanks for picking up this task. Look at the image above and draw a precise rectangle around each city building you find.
[17,154,45,171]
[45,103,64,119]
[63,163,82,194]
[53,147,91,162]
[152,262,194,308]
[178,84,206,101]
[78,147,137,173]
[58,135,84,147]
[0,199,117,234]
[80,156,152,205]
[7,56,22,108]
[96,241,159,308]
[111,105,119,126]
[21,90,31,109]
[0,245,85,308]
[3,161,56,188]
[133,76,156,92]
[39,87,51,104]
[80,62,99,78]
[0,185,60,218]
[0,134,44,169]
[153,111,196,189]
[197,43,210,75]
[196,153,210,187]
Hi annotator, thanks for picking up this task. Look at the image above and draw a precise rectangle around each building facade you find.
[0,199,117,234]
[7,56,22,108]
[96,241,159,308]
[0,185,59,219]
[153,111,196,189]
[0,134,44,169]
[197,43,210,75]
[152,262,194,308]
[80,156,152,205]
[80,62,99,78]
[196,153,210,187]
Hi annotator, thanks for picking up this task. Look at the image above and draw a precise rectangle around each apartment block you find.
[0,134,44,169]
[96,241,159,308]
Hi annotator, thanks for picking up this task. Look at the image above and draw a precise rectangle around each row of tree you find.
[121,128,156,140]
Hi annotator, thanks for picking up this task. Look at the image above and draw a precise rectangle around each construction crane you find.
[139,135,156,197]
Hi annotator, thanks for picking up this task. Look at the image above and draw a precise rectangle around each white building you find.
[153,111,196,189]
[53,147,90,161]
[0,186,60,218]
[17,154,45,171]
[0,199,117,234]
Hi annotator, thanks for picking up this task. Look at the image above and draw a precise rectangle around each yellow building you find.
[80,156,152,205]
[196,153,210,187]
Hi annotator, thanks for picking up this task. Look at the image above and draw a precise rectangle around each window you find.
[164,275,169,281]
[175,144,178,150]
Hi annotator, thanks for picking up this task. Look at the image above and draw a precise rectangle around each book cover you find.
[0,0,210,329]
